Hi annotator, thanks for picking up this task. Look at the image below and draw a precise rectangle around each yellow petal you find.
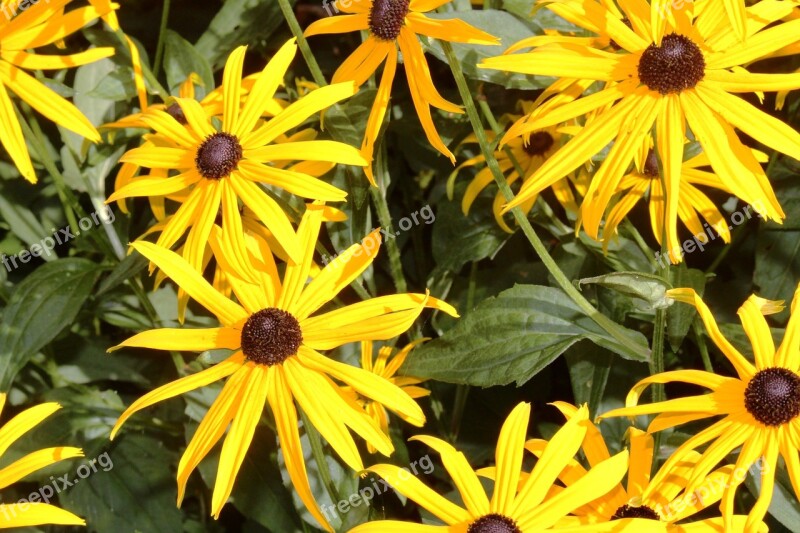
[110,327,241,352]
[0,502,85,527]
[491,402,530,515]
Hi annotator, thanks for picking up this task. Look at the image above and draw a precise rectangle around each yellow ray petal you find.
[0,80,35,182]
[0,403,60,457]
[106,171,201,202]
[297,346,424,426]
[0,48,113,70]
[211,364,269,518]
[737,295,781,369]
[0,61,100,142]
[361,47,397,184]
[0,502,85,527]
[267,365,333,532]
[411,435,490,516]
[365,464,470,524]
[177,365,248,506]
[221,46,247,133]
[111,352,245,439]
[406,12,499,45]
[776,284,800,370]
[109,327,241,353]
[0,447,83,490]
[131,241,247,325]
[304,13,369,37]
[491,402,530,514]
[277,205,324,310]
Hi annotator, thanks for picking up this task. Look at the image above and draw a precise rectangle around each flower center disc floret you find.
[612,504,661,521]
[369,0,410,41]
[744,367,800,426]
[241,308,303,366]
[468,514,522,533]
[195,132,243,180]
[638,33,705,95]
[523,131,554,157]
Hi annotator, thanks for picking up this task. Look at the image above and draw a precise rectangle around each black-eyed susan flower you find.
[109,205,457,529]
[522,402,763,532]
[0,394,85,528]
[304,0,499,182]
[480,0,800,254]
[600,286,800,531]
[449,101,580,232]
[0,0,115,182]
[347,339,430,453]
[598,144,767,262]
[348,402,660,532]
[106,39,366,276]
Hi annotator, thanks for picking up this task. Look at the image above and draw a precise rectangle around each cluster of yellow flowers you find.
[0,0,798,532]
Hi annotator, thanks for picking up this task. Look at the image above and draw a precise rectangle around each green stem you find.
[442,42,649,362]
[299,408,341,505]
[278,0,328,87]
[450,261,478,441]
[692,318,714,373]
[152,0,172,78]
[370,144,408,293]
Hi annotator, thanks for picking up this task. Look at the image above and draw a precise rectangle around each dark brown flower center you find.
[240,308,303,366]
[612,504,660,521]
[368,0,410,41]
[195,132,242,179]
[166,102,187,125]
[744,368,800,426]
[638,33,705,95]
[468,514,521,533]
[523,131,554,157]
[643,149,659,178]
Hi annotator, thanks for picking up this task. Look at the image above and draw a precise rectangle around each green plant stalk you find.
[299,408,341,506]
[152,0,172,78]
[372,143,408,293]
[442,42,650,361]
[693,318,714,373]
[277,0,328,87]
[450,261,478,441]
[21,108,120,260]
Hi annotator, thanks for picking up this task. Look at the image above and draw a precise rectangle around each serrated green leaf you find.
[401,284,649,387]
[0,259,101,389]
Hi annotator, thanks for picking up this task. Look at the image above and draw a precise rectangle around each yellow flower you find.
[449,101,580,232]
[598,142,769,262]
[0,394,84,528]
[0,0,116,182]
[109,205,458,529]
[304,0,499,181]
[349,402,660,532]
[480,0,800,257]
[350,339,430,453]
[106,40,367,316]
[600,286,800,532]
[519,402,764,532]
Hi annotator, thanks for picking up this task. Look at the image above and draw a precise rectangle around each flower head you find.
[0,0,116,182]
[0,395,85,528]
[349,402,659,532]
[305,0,499,181]
[600,285,800,531]
[480,0,800,256]
[109,205,457,530]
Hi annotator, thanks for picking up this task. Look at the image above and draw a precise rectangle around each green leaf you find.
[432,189,510,273]
[0,192,53,262]
[401,284,650,387]
[96,252,149,296]
[424,10,553,90]
[195,0,290,70]
[164,30,215,99]
[0,259,101,390]
[59,433,182,533]
[667,264,707,351]
[564,341,612,418]
[578,271,672,311]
